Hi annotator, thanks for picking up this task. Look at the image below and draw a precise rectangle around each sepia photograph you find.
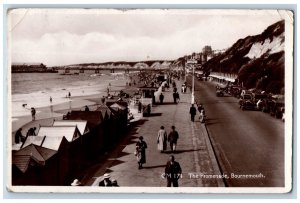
[6,8,293,193]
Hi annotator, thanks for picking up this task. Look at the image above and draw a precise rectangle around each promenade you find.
[86,79,225,187]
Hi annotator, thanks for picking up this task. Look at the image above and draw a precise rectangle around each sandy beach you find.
[11,74,134,145]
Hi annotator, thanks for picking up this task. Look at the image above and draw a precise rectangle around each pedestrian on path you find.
[168,126,179,152]
[159,93,164,104]
[157,126,167,152]
[175,92,180,103]
[31,107,36,121]
[136,136,148,169]
[189,104,197,122]
[146,104,151,116]
[164,155,182,187]
[138,101,142,113]
[50,96,52,103]
[99,173,112,187]
[173,92,177,104]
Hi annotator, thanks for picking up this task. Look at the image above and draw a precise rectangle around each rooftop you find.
[37,126,81,142]
[53,120,89,135]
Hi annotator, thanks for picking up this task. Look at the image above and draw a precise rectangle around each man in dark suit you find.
[99,173,112,187]
[189,104,197,122]
[164,155,182,187]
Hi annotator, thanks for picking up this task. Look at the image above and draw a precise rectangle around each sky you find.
[9,9,283,66]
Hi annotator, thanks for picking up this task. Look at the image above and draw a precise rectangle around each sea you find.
[11,71,130,121]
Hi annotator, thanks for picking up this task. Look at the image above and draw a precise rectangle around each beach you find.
[11,71,134,143]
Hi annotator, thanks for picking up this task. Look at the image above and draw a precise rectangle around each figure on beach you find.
[107,87,110,95]
[31,107,36,121]
[135,136,147,169]
[99,173,112,187]
[157,126,167,153]
[168,126,179,152]
[26,127,37,136]
[50,96,52,103]
[68,92,71,98]
[84,105,90,112]
[164,155,182,187]
[189,104,197,122]
[15,128,25,144]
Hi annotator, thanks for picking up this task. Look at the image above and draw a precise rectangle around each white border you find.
[4,7,295,195]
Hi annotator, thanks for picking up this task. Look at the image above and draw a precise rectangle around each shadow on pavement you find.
[163,148,205,154]
[142,164,166,169]
[157,102,177,105]
[144,113,162,117]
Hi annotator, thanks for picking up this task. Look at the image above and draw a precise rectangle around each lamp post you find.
[187,57,197,104]
[184,55,187,82]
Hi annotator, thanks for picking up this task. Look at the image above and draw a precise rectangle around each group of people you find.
[157,126,179,153]
[133,125,182,187]
[14,127,37,144]
[71,173,119,187]
[189,103,206,123]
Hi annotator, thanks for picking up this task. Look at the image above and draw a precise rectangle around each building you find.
[11,63,47,73]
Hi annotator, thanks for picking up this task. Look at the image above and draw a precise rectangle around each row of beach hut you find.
[12,101,128,186]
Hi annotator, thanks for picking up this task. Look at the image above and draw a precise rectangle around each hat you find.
[71,179,81,186]
[103,173,111,179]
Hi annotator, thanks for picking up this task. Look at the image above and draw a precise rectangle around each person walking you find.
[99,173,112,187]
[164,155,182,187]
[138,101,142,113]
[50,96,52,103]
[175,92,180,104]
[159,93,164,104]
[172,92,177,104]
[168,126,179,152]
[136,136,147,169]
[146,104,151,116]
[157,126,167,153]
[189,104,197,122]
[31,107,36,121]
[15,128,25,144]
[197,103,204,113]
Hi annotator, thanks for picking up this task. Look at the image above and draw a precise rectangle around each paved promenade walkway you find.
[86,80,224,187]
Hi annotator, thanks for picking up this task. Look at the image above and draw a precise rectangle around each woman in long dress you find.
[157,126,167,153]
[136,136,147,169]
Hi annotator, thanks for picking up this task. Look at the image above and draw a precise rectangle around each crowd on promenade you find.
[13,70,207,187]
[74,71,206,187]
